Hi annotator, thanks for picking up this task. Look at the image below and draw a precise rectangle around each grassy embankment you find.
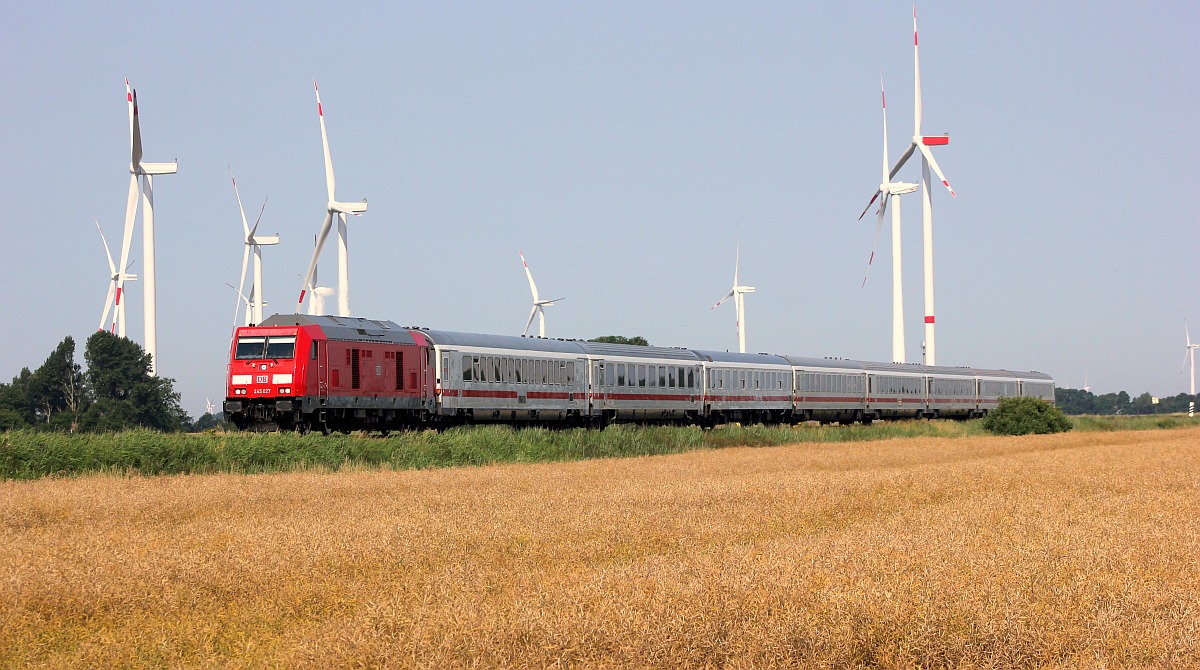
[1,413,1196,480]
[2,428,1197,667]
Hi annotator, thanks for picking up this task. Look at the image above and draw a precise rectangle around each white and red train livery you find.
[224,314,1055,433]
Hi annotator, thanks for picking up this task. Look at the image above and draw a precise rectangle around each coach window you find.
[462,355,472,381]
[638,365,647,387]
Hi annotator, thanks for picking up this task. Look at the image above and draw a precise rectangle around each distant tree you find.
[588,335,650,347]
[28,336,87,431]
[193,412,230,432]
[80,331,186,432]
[0,369,35,429]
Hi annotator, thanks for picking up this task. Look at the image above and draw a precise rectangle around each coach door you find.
[423,348,433,410]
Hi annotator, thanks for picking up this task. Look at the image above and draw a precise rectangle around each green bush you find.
[981,397,1072,436]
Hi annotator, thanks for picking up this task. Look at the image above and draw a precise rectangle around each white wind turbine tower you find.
[230,168,277,325]
[711,244,755,354]
[886,7,955,365]
[858,75,918,363]
[299,80,367,317]
[115,79,176,375]
[520,251,563,338]
[1184,322,1199,417]
[95,219,137,335]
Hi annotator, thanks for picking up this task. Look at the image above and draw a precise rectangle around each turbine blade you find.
[1187,321,1192,347]
[734,243,741,285]
[858,189,882,221]
[314,80,336,203]
[880,73,891,180]
[299,212,334,304]
[95,218,116,275]
[711,289,735,310]
[888,143,917,181]
[249,197,268,238]
[520,251,540,301]
[913,6,922,136]
[101,281,116,331]
[130,89,144,171]
[917,143,956,197]
[115,174,140,306]
[862,193,890,288]
[523,305,538,336]
[230,166,251,237]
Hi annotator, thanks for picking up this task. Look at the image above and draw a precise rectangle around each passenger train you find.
[223,314,1056,433]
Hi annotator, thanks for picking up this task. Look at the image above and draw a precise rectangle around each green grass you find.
[2,414,1197,480]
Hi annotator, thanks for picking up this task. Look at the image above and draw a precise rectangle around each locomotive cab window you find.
[264,336,296,359]
[235,335,296,360]
[235,337,266,360]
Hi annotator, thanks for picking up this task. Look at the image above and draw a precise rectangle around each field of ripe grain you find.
[2,428,1198,668]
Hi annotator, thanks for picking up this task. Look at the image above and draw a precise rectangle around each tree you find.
[28,336,86,431]
[81,331,186,432]
[0,368,34,429]
[588,335,650,347]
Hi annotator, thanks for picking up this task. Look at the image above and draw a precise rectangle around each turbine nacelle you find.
[132,161,178,176]
[886,181,918,196]
[329,200,368,215]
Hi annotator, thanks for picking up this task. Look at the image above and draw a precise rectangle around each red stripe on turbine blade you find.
[317,103,323,116]
[922,136,950,145]
[298,289,307,303]
[115,287,122,305]
[925,315,935,324]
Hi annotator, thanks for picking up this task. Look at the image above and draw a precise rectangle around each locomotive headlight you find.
[280,387,291,394]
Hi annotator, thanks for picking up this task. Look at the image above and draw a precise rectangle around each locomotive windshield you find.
[234,335,297,360]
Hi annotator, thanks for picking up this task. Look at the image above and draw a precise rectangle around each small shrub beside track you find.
[981,397,1072,435]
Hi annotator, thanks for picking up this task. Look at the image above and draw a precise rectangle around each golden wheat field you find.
[2,428,1198,669]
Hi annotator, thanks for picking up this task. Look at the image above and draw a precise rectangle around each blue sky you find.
[2,2,1196,417]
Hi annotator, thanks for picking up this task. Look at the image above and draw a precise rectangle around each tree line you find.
[0,331,200,432]
[1054,388,1198,415]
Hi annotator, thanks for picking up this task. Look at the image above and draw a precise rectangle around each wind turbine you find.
[95,219,137,335]
[1184,322,1199,417]
[711,244,755,354]
[225,283,254,327]
[858,74,918,363]
[230,168,277,326]
[886,7,955,365]
[520,251,563,337]
[115,79,177,375]
[299,80,367,317]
